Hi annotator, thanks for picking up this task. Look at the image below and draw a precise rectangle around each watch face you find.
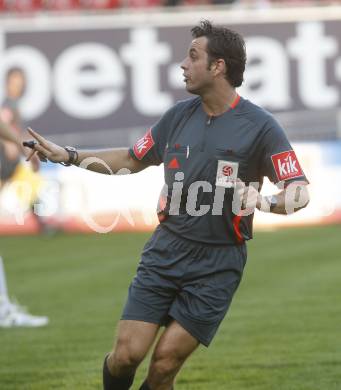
[65,146,76,152]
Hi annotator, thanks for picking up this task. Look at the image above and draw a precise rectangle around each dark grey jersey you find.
[130,96,307,245]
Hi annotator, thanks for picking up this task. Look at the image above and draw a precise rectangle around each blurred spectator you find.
[80,0,119,10]
[0,67,54,233]
[2,0,42,12]
[123,0,162,8]
[44,0,79,10]
[0,0,335,12]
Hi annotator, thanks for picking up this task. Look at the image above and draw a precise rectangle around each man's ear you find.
[214,59,226,76]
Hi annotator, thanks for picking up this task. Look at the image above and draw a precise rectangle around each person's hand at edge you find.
[25,128,69,164]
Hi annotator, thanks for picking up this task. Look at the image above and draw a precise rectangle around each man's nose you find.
[180,58,188,70]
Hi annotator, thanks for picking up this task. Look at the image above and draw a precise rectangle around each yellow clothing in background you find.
[6,162,43,206]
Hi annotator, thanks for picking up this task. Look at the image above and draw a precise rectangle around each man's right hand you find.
[25,127,149,175]
[25,127,69,164]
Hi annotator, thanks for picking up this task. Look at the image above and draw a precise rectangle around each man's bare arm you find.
[74,148,147,174]
[237,180,310,216]
[26,128,148,175]
[257,182,310,215]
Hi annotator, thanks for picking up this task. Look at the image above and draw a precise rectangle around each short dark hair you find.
[191,20,246,88]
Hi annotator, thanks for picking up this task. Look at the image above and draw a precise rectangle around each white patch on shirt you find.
[216,160,239,188]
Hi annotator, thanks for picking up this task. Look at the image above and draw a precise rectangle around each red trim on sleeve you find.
[232,215,244,243]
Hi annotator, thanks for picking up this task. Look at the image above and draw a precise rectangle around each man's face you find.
[181,36,214,95]
[7,71,26,99]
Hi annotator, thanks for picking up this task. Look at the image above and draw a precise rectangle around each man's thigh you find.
[147,320,199,378]
[111,320,160,362]
[152,320,199,360]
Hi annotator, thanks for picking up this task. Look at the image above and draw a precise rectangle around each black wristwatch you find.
[269,195,278,212]
[263,195,278,212]
[61,146,78,166]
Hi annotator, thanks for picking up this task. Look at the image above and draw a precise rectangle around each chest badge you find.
[168,157,180,169]
[216,160,239,188]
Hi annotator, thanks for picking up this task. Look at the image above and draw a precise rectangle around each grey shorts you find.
[121,225,247,346]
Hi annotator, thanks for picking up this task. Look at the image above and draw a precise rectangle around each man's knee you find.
[150,357,178,380]
[109,351,141,374]
[149,346,184,381]
[108,340,145,376]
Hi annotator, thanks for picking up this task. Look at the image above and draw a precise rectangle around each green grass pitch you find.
[0,225,340,389]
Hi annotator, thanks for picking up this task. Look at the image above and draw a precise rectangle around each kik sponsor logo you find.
[278,154,298,176]
[271,150,303,181]
[133,128,154,160]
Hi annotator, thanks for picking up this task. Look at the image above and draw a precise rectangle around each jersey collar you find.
[229,94,241,109]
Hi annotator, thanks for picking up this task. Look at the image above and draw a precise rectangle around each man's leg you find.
[0,256,11,320]
[141,320,199,390]
[104,320,160,390]
[0,256,10,306]
[0,256,49,328]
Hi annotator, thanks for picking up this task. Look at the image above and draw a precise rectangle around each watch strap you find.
[61,146,78,166]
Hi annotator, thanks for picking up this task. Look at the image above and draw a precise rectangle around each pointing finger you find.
[34,143,52,158]
[27,127,50,149]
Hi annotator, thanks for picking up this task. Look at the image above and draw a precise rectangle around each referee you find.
[26,20,309,390]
